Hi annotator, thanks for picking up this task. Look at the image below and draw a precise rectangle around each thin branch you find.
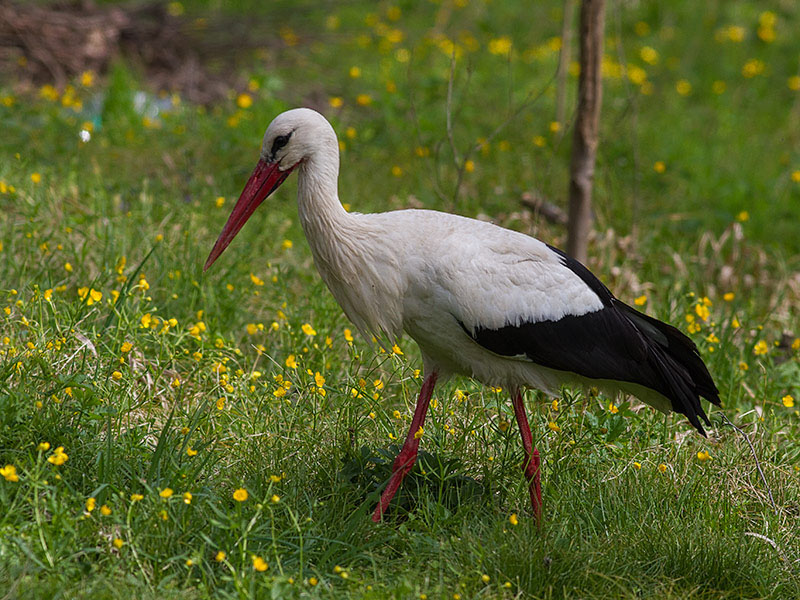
[445,52,462,169]
[449,67,559,205]
[719,411,778,514]
[611,0,640,244]
[406,56,449,204]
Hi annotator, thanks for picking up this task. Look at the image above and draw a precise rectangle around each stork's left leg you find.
[372,371,439,522]
[511,390,542,522]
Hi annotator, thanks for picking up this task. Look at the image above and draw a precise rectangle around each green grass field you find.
[1,1,799,598]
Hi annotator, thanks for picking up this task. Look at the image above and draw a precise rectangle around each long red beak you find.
[204,159,295,271]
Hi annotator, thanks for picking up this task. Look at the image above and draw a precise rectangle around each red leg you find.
[511,390,542,523]
[372,371,439,522]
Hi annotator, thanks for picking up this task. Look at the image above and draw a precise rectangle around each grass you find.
[1,0,799,598]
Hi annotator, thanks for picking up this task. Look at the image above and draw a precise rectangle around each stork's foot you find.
[511,390,542,525]
[371,451,416,522]
[372,371,438,522]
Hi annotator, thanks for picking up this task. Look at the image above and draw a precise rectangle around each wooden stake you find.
[566,0,605,264]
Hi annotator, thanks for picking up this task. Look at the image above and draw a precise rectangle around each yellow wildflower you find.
[37,442,51,451]
[639,46,659,65]
[236,93,253,109]
[509,513,519,526]
[47,446,68,465]
[695,303,710,322]
[548,421,561,432]
[488,37,512,56]
[302,323,317,336]
[285,354,298,369]
[726,26,746,42]
[113,538,124,549]
[634,294,647,306]
[40,84,59,101]
[1,464,19,482]
[233,488,248,502]
[753,340,769,356]
[159,488,174,499]
[675,79,692,96]
[86,497,97,512]
[252,555,268,571]
[100,504,112,516]
[696,450,711,462]
[782,395,795,408]
[78,287,102,306]
[250,273,264,286]
[183,492,192,504]
[215,551,226,562]
[741,59,765,78]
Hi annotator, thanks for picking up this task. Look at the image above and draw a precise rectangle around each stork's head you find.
[204,108,336,271]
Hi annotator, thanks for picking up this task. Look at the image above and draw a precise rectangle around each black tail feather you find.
[616,301,720,435]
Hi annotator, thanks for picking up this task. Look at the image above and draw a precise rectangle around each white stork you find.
[205,108,720,522]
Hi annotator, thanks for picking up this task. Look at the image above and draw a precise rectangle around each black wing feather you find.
[465,248,720,435]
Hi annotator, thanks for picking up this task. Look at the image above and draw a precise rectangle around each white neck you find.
[296,144,350,239]
[292,144,404,342]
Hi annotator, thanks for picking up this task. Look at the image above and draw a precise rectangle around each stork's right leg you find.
[511,390,542,523]
[372,371,438,522]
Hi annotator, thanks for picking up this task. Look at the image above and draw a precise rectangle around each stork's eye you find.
[271,134,291,155]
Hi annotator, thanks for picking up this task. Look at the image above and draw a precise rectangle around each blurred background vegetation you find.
[0,1,799,598]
